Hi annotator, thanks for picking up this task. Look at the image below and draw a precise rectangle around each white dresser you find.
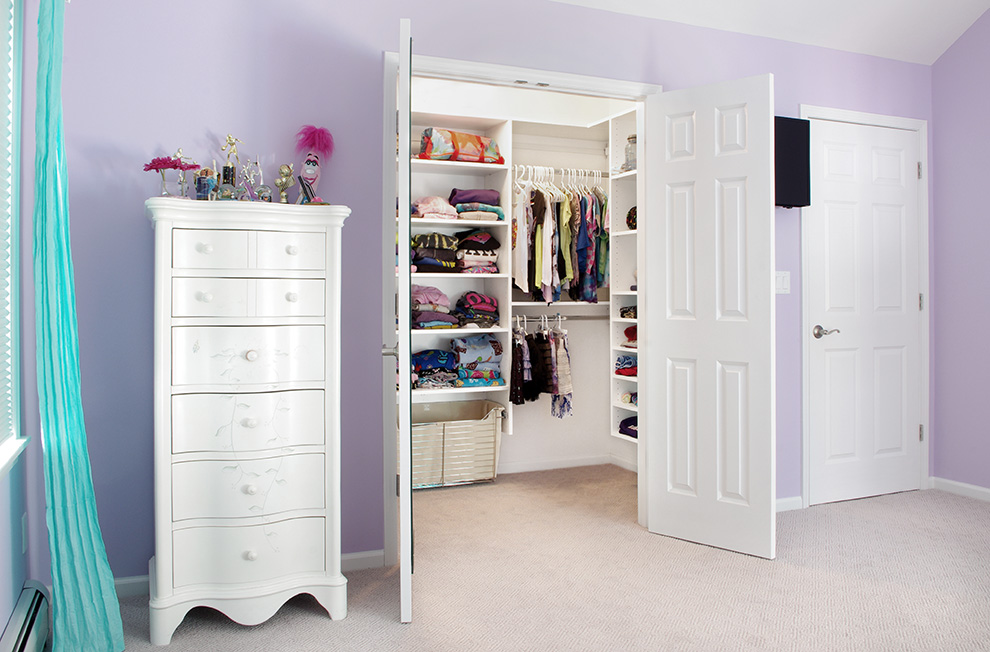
[146,198,349,645]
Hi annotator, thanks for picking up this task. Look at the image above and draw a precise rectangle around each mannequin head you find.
[295,125,335,195]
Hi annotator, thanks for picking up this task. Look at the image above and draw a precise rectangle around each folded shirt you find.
[414,247,458,263]
[456,230,500,251]
[413,196,458,219]
[412,310,459,326]
[411,284,450,307]
[457,291,498,313]
[457,262,499,274]
[413,255,457,269]
[618,416,638,438]
[456,211,500,221]
[455,203,505,220]
[614,367,638,377]
[412,232,458,250]
[411,302,449,313]
[449,188,500,206]
[457,250,499,266]
[411,349,457,373]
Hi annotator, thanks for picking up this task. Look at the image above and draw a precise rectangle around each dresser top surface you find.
[146,197,350,227]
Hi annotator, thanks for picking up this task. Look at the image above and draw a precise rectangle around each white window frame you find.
[0,0,22,480]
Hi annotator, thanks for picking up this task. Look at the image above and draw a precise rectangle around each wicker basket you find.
[410,400,504,489]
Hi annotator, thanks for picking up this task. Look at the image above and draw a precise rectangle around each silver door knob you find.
[382,344,399,358]
[813,325,840,339]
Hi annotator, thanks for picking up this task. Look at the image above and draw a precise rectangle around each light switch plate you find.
[775,271,791,295]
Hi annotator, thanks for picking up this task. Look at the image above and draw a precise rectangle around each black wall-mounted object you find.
[775,116,810,208]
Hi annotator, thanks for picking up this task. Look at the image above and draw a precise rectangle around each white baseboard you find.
[931,477,990,502]
[498,455,613,475]
[341,550,385,572]
[113,550,386,600]
[115,575,150,598]
[610,455,637,473]
[776,496,803,513]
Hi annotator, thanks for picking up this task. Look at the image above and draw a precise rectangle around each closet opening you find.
[385,60,657,575]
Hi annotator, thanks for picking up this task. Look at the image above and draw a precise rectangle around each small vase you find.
[159,171,171,196]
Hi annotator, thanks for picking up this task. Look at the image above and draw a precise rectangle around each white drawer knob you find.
[244,350,259,362]
[241,417,258,429]
[196,243,214,255]
[196,291,214,303]
[285,292,299,303]
[243,484,258,495]
[244,550,259,561]
[285,244,299,256]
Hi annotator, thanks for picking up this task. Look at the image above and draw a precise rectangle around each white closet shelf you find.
[613,345,638,352]
[410,158,509,174]
[613,317,637,324]
[412,327,509,336]
[412,386,509,401]
[612,374,638,383]
[412,272,509,279]
[610,431,638,444]
[613,401,638,412]
[612,290,638,296]
[611,169,637,181]
[610,229,638,238]
[411,217,509,229]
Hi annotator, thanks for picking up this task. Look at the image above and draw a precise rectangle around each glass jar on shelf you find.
[622,134,637,171]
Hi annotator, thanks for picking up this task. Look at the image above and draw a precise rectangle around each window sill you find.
[0,436,28,480]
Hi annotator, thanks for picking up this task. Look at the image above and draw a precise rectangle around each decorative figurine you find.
[172,148,200,198]
[294,125,334,204]
[256,185,273,202]
[217,183,236,201]
[274,163,295,203]
[220,134,242,187]
[239,157,262,200]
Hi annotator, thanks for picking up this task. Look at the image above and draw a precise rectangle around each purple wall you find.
[932,11,990,488]
[16,0,934,579]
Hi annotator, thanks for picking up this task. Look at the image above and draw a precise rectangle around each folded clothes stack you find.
[450,333,506,388]
[618,415,638,438]
[412,196,458,220]
[450,188,503,221]
[622,325,637,348]
[453,291,499,328]
[619,305,637,319]
[411,284,459,329]
[455,229,500,274]
[411,349,458,389]
[614,354,637,377]
[411,232,459,273]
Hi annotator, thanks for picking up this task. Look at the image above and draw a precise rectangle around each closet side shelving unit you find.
[407,114,515,489]
[608,109,640,445]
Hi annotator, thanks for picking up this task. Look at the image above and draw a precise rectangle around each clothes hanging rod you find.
[512,164,609,179]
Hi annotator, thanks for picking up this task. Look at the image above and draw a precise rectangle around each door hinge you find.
[919,424,925,441]
[917,162,922,179]
[396,474,401,497]
[919,293,924,311]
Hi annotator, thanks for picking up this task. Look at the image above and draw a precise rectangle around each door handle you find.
[382,344,399,358]
[812,325,840,339]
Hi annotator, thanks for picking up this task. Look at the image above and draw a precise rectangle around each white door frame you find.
[799,105,930,508]
[380,52,661,566]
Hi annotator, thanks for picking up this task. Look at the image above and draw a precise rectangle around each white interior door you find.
[644,74,776,559]
[806,118,923,505]
[395,18,413,623]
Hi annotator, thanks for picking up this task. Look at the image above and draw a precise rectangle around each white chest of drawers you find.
[147,198,349,645]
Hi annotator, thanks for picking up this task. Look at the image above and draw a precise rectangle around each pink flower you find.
[178,161,201,171]
[143,156,182,172]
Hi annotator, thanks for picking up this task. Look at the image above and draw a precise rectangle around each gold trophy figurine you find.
[274,163,295,203]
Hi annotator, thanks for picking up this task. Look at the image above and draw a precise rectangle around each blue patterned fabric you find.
[33,2,124,649]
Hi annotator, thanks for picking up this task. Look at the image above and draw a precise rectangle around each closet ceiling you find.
[550,0,990,64]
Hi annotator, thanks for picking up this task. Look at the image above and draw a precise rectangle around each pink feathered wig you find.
[295,125,335,159]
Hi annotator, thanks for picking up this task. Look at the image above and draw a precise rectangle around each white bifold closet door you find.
[643,74,777,560]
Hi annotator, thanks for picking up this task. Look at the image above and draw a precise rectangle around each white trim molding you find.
[799,105,931,508]
[115,575,150,599]
[931,477,990,503]
[776,496,804,513]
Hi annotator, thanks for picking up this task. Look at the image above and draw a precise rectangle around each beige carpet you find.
[119,465,990,651]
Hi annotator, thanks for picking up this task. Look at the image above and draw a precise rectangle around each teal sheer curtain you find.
[33,0,124,650]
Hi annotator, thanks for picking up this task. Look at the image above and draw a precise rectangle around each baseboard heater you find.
[0,582,50,652]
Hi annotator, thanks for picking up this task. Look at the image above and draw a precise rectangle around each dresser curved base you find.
[149,570,347,645]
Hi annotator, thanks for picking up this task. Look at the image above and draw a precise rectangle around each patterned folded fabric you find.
[456,211,500,221]
[415,369,459,389]
[411,349,457,373]
[413,255,457,269]
[412,232,458,250]
[455,376,506,388]
[457,250,499,266]
[615,354,637,370]
[619,305,637,319]
[414,247,458,263]
[451,333,503,372]
[453,307,499,329]
[457,368,502,381]
[458,291,498,313]
[412,310,459,326]
[411,302,449,313]
[456,230,501,251]
[457,262,499,274]
[455,203,505,219]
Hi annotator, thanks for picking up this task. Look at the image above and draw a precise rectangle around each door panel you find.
[808,120,922,504]
[645,74,776,560]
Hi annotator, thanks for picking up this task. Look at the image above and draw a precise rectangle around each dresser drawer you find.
[173,229,248,269]
[172,453,325,521]
[172,278,249,317]
[172,390,325,454]
[172,325,324,386]
[172,517,325,588]
[256,279,325,317]
[257,231,325,270]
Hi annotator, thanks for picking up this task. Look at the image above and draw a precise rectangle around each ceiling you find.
[550,0,990,64]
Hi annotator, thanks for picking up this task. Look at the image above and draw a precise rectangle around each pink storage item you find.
[419,128,504,164]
